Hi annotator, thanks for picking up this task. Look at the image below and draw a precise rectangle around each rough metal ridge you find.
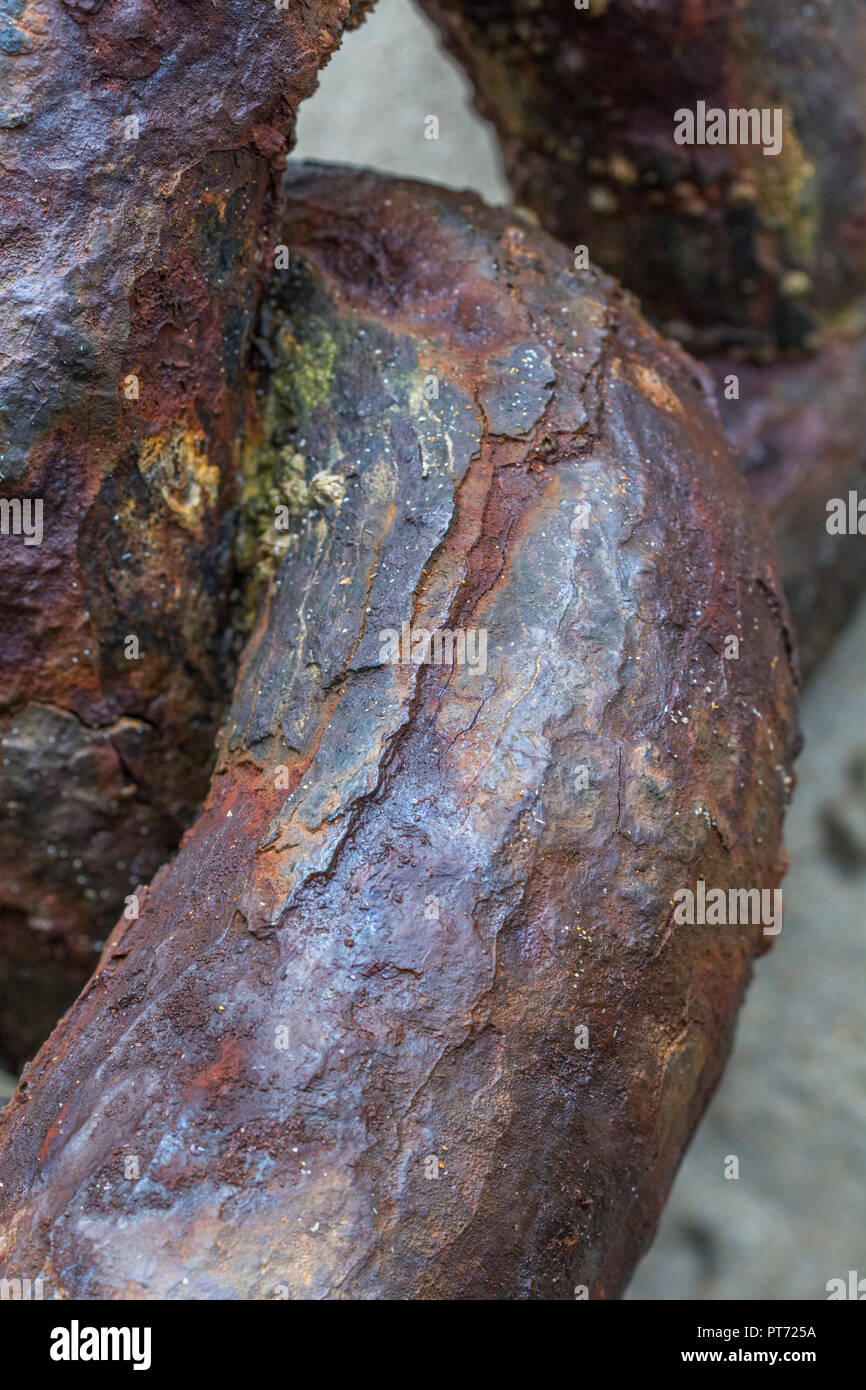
[0,167,799,1298]
[0,0,372,1068]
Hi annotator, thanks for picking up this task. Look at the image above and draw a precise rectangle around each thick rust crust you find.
[0,168,799,1299]
[0,0,371,1068]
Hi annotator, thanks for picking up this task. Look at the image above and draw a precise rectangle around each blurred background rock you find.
[293,0,866,1301]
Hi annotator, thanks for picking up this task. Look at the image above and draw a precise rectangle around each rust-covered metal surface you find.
[0,167,799,1298]
[420,0,866,674]
[0,0,372,1070]
[420,0,866,356]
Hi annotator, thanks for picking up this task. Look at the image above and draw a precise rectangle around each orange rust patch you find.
[618,359,684,415]
[189,1036,246,1098]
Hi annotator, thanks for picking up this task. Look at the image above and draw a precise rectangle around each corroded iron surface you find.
[0,0,371,1069]
[0,167,799,1298]
[420,0,866,675]
[421,0,866,357]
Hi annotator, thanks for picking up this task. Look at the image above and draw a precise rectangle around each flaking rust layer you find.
[0,167,799,1299]
[0,0,372,1069]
